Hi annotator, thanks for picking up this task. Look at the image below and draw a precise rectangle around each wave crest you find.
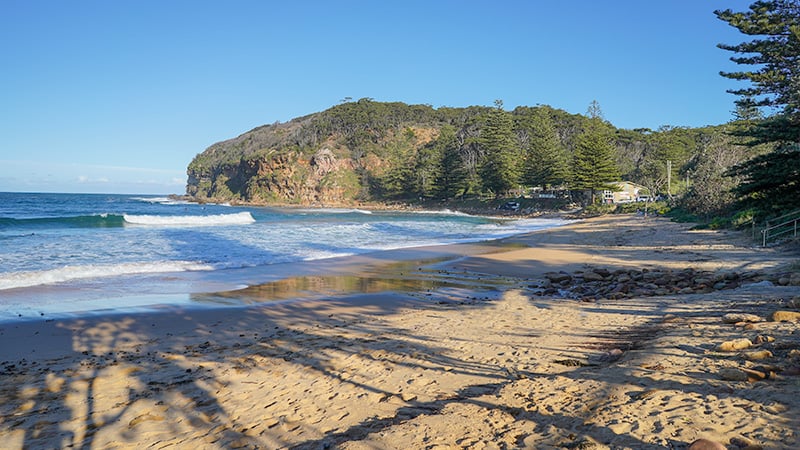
[0,261,214,290]
[0,214,126,229]
[123,212,256,226]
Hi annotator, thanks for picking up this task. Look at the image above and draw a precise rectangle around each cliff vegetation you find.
[186,98,766,218]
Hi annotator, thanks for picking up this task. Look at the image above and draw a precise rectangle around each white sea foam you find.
[295,208,373,215]
[409,209,474,217]
[0,261,215,291]
[131,196,190,205]
[123,212,256,226]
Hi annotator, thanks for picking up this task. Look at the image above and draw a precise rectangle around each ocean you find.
[0,192,568,321]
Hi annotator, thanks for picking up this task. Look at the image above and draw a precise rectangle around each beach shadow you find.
[2,216,797,449]
[0,281,510,448]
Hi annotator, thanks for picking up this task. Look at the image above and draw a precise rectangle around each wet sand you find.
[1,214,799,449]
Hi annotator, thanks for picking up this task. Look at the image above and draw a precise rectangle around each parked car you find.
[636,195,652,202]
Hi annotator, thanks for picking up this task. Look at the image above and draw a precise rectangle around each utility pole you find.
[666,160,672,199]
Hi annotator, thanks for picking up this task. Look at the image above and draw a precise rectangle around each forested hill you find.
[186,98,758,213]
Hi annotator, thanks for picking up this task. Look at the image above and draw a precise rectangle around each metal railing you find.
[761,209,800,246]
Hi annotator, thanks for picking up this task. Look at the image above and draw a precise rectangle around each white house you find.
[602,181,648,204]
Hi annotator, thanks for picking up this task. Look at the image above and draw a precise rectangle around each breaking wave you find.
[122,212,256,226]
[0,261,215,291]
[0,214,126,229]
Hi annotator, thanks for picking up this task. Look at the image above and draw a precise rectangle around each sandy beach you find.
[2,214,800,449]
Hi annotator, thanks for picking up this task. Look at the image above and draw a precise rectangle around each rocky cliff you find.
[185,99,460,205]
[185,99,735,208]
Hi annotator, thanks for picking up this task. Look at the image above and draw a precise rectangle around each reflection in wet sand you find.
[191,258,516,305]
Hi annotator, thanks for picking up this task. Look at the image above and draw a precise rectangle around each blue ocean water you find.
[0,192,568,320]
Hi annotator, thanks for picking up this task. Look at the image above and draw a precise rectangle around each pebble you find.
[753,335,775,344]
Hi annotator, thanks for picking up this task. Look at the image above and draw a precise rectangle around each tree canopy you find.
[518,107,571,189]
[479,101,521,196]
[716,0,800,216]
[717,1,800,116]
[571,103,621,203]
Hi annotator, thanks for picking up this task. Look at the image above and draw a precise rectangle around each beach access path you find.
[1,214,799,449]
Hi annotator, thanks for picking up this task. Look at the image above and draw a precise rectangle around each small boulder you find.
[688,438,727,450]
[694,277,713,286]
[717,338,753,352]
[771,310,800,322]
[742,367,773,381]
[742,350,773,361]
[545,272,572,283]
[582,271,605,282]
[722,313,763,324]
[719,367,749,381]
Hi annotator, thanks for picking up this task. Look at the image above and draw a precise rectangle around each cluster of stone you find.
[773,270,800,287]
[530,267,800,301]
[714,304,800,383]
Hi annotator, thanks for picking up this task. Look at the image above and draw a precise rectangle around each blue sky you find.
[1,0,755,194]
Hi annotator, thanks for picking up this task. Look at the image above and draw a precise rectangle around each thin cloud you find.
[1,159,183,175]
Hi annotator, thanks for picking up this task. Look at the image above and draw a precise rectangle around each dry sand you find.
[1,214,800,449]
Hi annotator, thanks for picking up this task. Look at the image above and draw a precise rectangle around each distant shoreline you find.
[172,193,580,220]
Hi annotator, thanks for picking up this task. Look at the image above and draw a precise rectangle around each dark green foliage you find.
[716,1,800,114]
[716,1,800,217]
[634,126,696,198]
[479,101,521,196]
[433,125,468,200]
[518,107,571,189]
[572,106,621,204]
[681,127,753,217]
[727,145,800,214]
[375,136,417,199]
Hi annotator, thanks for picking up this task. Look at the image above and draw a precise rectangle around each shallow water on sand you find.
[1,192,566,321]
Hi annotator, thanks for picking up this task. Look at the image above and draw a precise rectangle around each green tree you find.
[717,1,800,115]
[716,1,800,215]
[572,102,620,204]
[638,126,695,198]
[683,127,753,217]
[519,108,571,189]
[479,100,521,196]
[375,133,416,199]
[433,125,468,199]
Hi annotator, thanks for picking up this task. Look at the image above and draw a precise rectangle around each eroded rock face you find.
[184,103,444,206]
[188,148,361,205]
[310,147,338,176]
